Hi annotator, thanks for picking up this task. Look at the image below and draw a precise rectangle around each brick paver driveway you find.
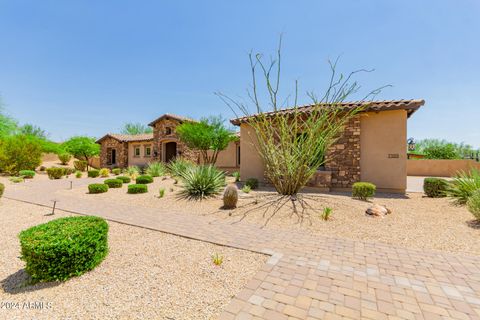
[5,179,480,319]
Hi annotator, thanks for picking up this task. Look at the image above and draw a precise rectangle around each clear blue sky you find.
[0,0,479,147]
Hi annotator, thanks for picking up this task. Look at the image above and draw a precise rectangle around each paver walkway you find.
[5,179,480,319]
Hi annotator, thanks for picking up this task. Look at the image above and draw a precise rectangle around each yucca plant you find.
[445,169,480,205]
[125,166,140,179]
[167,158,195,178]
[179,165,225,199]
[146,161,166,177]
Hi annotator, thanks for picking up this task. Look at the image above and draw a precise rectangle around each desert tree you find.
[62,136,100,170]
[120,122,153,135]
[216,36,386,224]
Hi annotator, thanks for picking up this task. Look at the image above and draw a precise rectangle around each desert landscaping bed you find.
[55,175,480,256]
[0,198,267,320]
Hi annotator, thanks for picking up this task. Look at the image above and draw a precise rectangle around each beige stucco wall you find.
[239,124,265,182]
[407,159,480,177]
[128,141,154,167]
[360,110,407,193]
[202,140,239,172]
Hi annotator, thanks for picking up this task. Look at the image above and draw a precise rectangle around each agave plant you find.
[146,161,166,177]
[125,166,140,179]
[179,165,225,199]
[167,158,195,177]
[445,169,480,205]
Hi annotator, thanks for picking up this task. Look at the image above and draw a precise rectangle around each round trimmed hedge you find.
[423,178,448,198]
[352,182,376,200]
[117,176,131,183]
[88,183,108,194]
[88,170,100,178]
[104,179,122,188]
[19,170,36,179]
[46,167,65,179]
[19,216,109,282]
[136,175,153,184]
[128,184,148,194]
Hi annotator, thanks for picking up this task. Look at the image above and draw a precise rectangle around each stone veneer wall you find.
[99,137,128,168]
[152,119,200,163]
[323,115,361,189]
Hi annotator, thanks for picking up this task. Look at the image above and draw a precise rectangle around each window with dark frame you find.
[145,145,151,157]
[134,146,141,157]
[165,127,172,135]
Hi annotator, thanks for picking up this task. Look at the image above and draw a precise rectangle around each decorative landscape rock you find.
[365,204,391,217]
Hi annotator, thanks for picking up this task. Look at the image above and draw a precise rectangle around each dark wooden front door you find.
[111,149,116,165]
[165,142,177,162]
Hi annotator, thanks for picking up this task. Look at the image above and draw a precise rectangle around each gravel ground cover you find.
[55,174,480,255]
[0,198,267,320]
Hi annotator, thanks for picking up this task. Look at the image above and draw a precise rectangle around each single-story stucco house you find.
[96,99,424,193]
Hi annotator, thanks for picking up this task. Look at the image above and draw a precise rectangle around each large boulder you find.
[366,204,391,217]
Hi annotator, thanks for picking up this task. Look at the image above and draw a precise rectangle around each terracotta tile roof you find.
[148,113,196,126]
[230,99,425,125]
[96,133,154,143]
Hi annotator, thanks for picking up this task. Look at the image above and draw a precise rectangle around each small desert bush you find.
[46,167,65,179]
[99,168,110,178]
[211,253,224,266]
[104,179,123,188]
[423,178,448,198]
[320,207,333,221]
[0,183,4,197]
[19,170,35,179]
[117,176,131,183]
[112,168,121,175]
[136,175,153,184]
[445,169,480,205]
[128,184,148,194]
[87,169,100,178]
[467,190,480,220]
[73,160,87,172]
[245,178,259,190]
[241,185,251,193]
[146,162,166,177]
[58,153,72,165]
[64,167,75,176]
[159,188,165,198]
[9,176,23,183]
[232,171,240,182]
[179,165,225,199]
[352,182,376,200]
[19,216,108,282]
[167,158,195,177]
[88,183,108,194]
[125,166,140,179]
[75,171,82,178]
[223,185,238,209]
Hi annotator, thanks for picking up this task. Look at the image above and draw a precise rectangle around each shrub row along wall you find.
[407,159,480,177]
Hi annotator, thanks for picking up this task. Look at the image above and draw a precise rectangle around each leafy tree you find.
[0,135,42,174]
[0,103,18,137]
[176,116,237,164]
[412,139,476,159]
[19,124,47,139]
[120,122,153,135]
[62,136,100,170]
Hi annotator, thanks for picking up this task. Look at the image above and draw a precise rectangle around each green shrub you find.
[75,171,82,178]
[9,176,24,183]
[58,153,72,165]
[321,207,333,221]
[179,165,225,199]
[19,216,108,282]
[104,179,122,188]
[117,176,131,183]
[167,158,195,177]
[64,167,75,176]
[0,135,42,174]
[46,167,65,179]
[159,188,165,198]
[146,161,166,177]
[88,169,100,178]
[88,183,108,194]
[241,185,251,193]
[352,182,376,200]
[423,178,448,198]
[245,178,259,190]
[128,184,148,194]
[232,171,240,182]
[0,183,4,197]
[73,160,87,172]
[136,175,153,184]
[112,168,121,175]
[445,169,480,205]
[467,190,480,220]
[99,168,110,177]
[19,170,36,179]
[125,166,140,179]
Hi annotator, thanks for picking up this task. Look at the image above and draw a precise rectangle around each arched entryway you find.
[164,141,177,163]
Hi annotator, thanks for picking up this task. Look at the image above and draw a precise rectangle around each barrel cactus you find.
[223,185,238,209]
